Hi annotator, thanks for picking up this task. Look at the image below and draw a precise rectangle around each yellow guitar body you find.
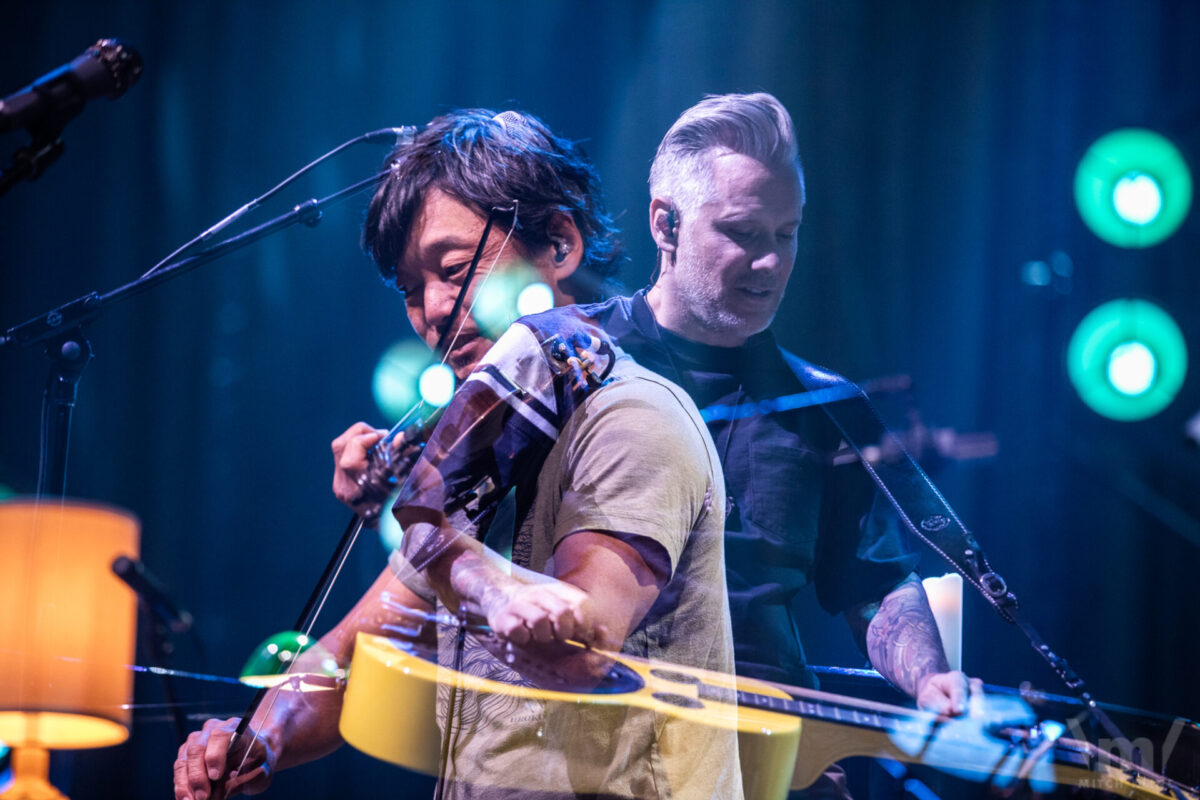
[340,632,801,800]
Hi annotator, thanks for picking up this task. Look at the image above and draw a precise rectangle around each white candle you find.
[922,573,963,672]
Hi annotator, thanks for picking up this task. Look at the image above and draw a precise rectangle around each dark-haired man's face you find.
[394,188,563,379]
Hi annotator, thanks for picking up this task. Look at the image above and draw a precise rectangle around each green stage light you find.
[373,340,436,421]
[1067,299,1187,421]
[471,263,546,338]
[378,490,404,552]
[239,631,342,688]
[1074,128,1192,248]
[517,281,554,316]
[418,363,456,407]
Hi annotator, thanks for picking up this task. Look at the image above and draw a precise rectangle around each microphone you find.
[111,555,194,634]
[362,126,418,147]
[0,39,143,135]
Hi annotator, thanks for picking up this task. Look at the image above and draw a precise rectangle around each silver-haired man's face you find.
[669,151,803,346]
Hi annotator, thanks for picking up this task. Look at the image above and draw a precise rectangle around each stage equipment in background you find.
[238,632,342,689]
[779,363,1140,763]
[1067,298,1187,421]
[110,555,195,744]
[1,125,436,792]
[0,127,413,502]
[829,374,999,468]
[1074,128,1193,248]
[0,500,139,800]
[111,556,193,635]
[0,40,142,196]
[921,573,963,672]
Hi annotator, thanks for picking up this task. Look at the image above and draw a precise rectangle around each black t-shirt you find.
[582,289,919,686]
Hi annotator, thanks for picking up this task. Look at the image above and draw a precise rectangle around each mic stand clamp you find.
[0,129,66,197]
[39,328,93,496]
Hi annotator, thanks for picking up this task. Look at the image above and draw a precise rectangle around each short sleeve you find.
[550,375,720,577]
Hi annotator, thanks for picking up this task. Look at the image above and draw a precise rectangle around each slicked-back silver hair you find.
[649,92,805,214]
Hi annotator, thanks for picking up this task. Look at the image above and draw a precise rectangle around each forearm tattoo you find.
[865,579,951,698]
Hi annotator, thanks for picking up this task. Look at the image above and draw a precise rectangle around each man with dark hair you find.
[352,108,621,384]
[173,109,740,800]
[363,109,621,308]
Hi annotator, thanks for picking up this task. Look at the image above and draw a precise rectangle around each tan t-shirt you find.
[390,318,740,800]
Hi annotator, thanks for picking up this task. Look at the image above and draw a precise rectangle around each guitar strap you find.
[784,353,1128,743]
[783,353,1020,623]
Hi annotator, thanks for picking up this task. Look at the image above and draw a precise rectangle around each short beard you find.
[671,254,763,341]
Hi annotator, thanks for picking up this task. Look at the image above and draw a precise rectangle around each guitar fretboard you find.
[698,683,895,733]
[694,681,1194,799]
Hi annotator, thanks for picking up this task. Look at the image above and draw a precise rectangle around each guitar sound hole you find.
[652,692,704,710]
[650,669,700,685]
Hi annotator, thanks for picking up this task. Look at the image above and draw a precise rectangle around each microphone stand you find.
[2,169,385,498]
[139,600,187,746]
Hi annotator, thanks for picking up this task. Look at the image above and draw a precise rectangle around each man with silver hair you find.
[646,93,806,345]
[570,92,970,795]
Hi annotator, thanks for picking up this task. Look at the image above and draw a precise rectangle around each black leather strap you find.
[784,352,1020,623]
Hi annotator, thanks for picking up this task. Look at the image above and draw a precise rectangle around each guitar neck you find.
[702,679,923,734]
[705,681,1196,800]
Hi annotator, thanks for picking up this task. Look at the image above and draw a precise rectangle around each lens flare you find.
[373,340,435,420]
[471,264,545,337]
[418,363,456,407]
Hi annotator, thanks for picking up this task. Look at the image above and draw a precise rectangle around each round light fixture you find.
[1074,128,1192,248]
[1067,299,1187,420]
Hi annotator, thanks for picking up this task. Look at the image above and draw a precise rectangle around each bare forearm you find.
[257,680,346,771]
[261,568,432,771]
[853,575,950,698]
[421,531,508,615]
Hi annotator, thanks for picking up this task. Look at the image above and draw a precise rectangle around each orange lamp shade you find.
[0,500,140,749]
